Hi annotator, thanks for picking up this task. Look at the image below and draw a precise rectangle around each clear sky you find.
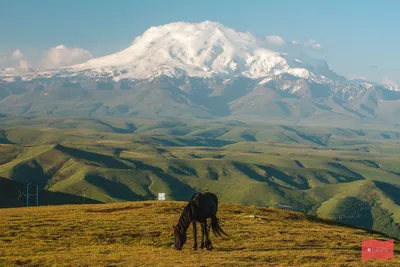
[0,0,399,84]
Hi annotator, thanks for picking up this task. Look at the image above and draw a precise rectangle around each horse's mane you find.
[176,193,205,233]
[190,192,202,216]
[176,202,193,232]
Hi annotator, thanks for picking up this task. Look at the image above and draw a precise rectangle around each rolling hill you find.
[0,116,399,239]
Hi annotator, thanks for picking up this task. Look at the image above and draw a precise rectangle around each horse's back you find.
[191,192,218,219]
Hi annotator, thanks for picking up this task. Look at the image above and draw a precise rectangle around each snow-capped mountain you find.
[0,21,399,125]
[67,21,324,80]
[62,21,349,84]
[1,21,341,83]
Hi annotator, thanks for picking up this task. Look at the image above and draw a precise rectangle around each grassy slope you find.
[0,116,399,239]
[0,201,399,267]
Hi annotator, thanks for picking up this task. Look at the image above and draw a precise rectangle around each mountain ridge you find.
[0,21,399,124]
[0,21,380,84]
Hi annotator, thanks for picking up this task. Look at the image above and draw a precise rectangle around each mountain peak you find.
[63,21,336,81]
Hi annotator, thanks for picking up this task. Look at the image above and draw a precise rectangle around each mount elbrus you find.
[1,21,399,124]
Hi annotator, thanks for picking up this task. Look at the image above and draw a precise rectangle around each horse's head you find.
[173,225,186,250]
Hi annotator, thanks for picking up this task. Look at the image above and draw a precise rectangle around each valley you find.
[1,116,399,239]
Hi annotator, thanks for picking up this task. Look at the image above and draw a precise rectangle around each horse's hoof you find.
[193,247,197,251]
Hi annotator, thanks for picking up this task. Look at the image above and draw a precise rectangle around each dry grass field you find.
[0,201,398,266]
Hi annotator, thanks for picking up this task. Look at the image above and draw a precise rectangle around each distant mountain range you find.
[1,21,399,124]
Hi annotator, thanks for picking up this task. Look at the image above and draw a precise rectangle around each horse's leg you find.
[192,221,198,250]
[204,219,212,250]
[200,223,205,249]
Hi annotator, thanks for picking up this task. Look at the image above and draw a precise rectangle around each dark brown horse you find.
[173,192,227,250]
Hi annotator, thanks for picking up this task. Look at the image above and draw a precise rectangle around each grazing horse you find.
[173,192,227,250]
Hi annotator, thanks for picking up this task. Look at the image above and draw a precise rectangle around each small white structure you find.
[158,193,166,201]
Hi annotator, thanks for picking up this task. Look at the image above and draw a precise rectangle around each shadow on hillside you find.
[305,214,399,241]
[324,170,364,183]
[374,181,400,206]
[0,133,15,144]
[156,173,197,200]
[294,160,305,168]
[175,137,234,147]
[258,165,310,190]
[85,174,146,201]
[85,118,137,134]
[168,165,198,177]
[232,162,269,183]
[296,133,331,146]
[55,145,132,169]
[125,159,197,200]
[0,177,101,208]
[327,162,365,181]
[77,157,197,201]
[138,136,233,147]
[10,160,50,187]
[232,162,310,190]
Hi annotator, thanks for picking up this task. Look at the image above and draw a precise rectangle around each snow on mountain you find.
[0,21,396,95]
[0,21,399,124]
[384,83,400,91]
[63,21,333,81]
[0,67,37,82]
[286,68,314,79]
[0,67,36,75]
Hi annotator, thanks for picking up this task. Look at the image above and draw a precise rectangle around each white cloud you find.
[304,39,323,50]
[266,35,285,46]
[41,45,93,69]
[0,53,7,64]
[18,60,29,69]
[289,39,323,50]
[312,43,323,50]
[11,49,23,60]
[0,50,30,69]
[382,76,398,86]
[305,39,317,46]
[346,74,367,80]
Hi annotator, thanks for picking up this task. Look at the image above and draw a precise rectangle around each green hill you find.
[0,116,399,239]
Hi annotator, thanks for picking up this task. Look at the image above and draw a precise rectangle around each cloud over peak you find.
[11,49,23,60]
[41,45,94,70]
[266,35,286,46]
[18,60,29,69]
[383,76,398,86]
[304,39,323,50]
[291,39,323,50]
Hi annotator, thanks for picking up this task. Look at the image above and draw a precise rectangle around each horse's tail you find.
[210,216,229,238]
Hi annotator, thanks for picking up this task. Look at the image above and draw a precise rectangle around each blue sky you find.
[0,0,399,84]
